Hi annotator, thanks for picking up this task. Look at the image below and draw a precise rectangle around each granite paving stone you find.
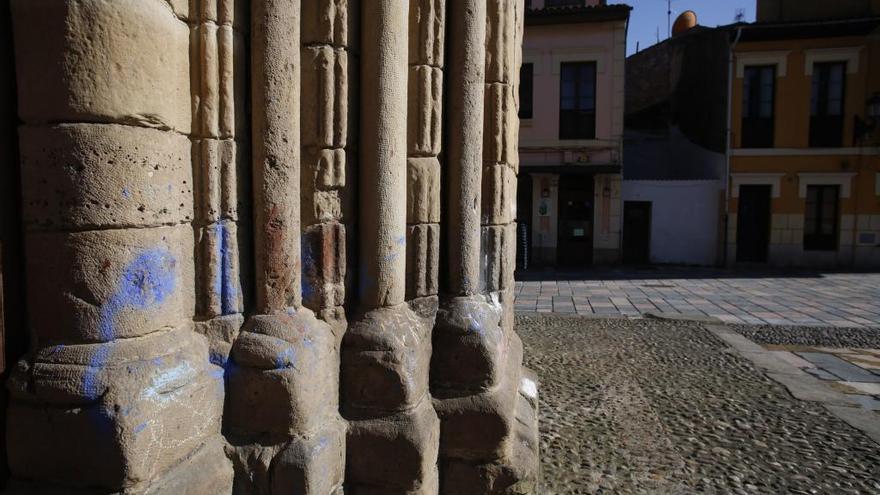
[797,353,880,383]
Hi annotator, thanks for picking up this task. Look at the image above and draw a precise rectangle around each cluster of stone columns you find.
[3,0,538,493]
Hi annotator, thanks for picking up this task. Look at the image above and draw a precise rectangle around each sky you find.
[626,0,756,55]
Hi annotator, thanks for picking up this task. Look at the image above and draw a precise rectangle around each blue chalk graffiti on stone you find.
[214,223,240,315]
[301,232,316,302]
[467,312,484,335]
[82,247,178,400]
[275,347,297,370]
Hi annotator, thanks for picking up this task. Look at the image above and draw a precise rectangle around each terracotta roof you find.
[525,3,632,25]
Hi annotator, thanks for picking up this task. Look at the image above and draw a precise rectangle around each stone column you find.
[433,1,540,492]
[301,0,355,335]
[5,0,230,492]
[405,0,444,319]
[190,0,249,371]
[224,0,345,492]
[341,0,440,492]
[433,0,501,390]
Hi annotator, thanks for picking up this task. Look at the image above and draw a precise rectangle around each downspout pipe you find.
[723,25,743,267]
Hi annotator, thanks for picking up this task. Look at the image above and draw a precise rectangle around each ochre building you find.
[727,1,880,267]
[0,1,540,493]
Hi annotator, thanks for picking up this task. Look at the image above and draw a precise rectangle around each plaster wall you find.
[622,180,722,265]
[520,18,626,167]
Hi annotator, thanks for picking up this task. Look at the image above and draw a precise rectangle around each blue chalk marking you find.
[209,366,225,380]
[82,345,112,400]
[122,188,131,199]
[213,223,240,315]
[274,347,297,370]
[396,235,406,246]
[467,312,484,335]
[134,422,148,434]
[83,247,178,400]
[314,435,330,455]
[98,247,177,341]
[300,233,316,300]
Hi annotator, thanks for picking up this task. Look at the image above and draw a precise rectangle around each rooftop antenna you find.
[667,0,672,38]
[734,7,746,22]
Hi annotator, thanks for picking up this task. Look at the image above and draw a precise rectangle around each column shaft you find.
[252,0,303,313]
[445,0,486,296]
[359,0,409,310]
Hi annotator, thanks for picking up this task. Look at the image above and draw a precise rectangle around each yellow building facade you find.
[727,17,880,267]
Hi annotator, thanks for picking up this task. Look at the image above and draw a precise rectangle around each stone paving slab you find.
[515,269,880,328]
[770,350,814,369]
[839,382,880,396]
[805,367,842,381]
[798,352,880,383]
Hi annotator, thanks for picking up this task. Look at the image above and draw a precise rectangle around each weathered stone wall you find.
[3,1,538,493]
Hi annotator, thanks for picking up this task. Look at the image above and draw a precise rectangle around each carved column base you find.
[432,295,540,493]
[346,398,440,494]
[438,369,540,495]
[342,303,439,492]
[432,295,508,392]
[224,309,344,493]
[6,328,226,491]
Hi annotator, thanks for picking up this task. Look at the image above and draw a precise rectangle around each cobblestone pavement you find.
[517,314,880,494]
[514,269,880,327]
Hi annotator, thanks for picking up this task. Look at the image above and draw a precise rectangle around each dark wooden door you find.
[557,176,593,267]
[623,201,651,264]
[736,185,771,263]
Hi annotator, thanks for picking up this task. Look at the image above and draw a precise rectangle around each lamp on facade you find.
[855,92,880,143]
